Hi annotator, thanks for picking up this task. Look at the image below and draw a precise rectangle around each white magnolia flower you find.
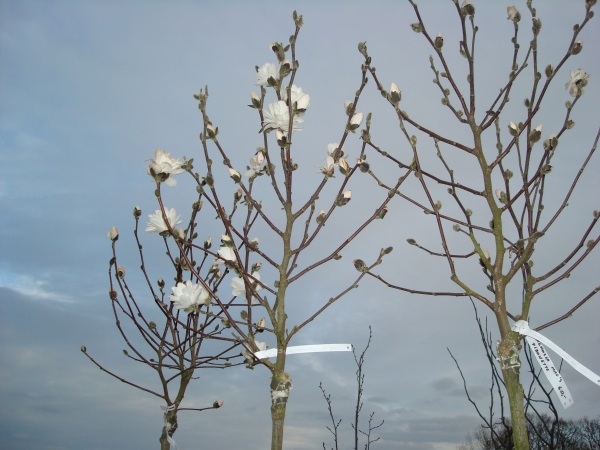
[146,149,184,186]
[231,271,263,297]
[327,143,348,161]
[565,68,590,97]
[318,156,336,177]
[106,226,119,240]
[245,152,265,178]
[169,280,210,313]
[145,208,182,233]
[255,63,278,86]
[217,246,236,263]
[241,340,268,361]
[281,85,311,111]
[262,101,304,133]
[507,6,521,22]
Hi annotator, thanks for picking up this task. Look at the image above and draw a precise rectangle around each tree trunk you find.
[497,328,529,450]
[270,370,292,450]
[159,408,178,450]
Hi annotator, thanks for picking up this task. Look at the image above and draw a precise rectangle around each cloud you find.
[0,272,69,302]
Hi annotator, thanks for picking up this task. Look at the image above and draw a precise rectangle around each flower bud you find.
[356,158,370,173]
[316,209,326,224]
[543,133,558,152]
[117,266,126,278]
[249,237,259,250]
[106,226,119,241]
[529,124,542,144]
[349,113,363,131]
[157,277,165,288]
[336,190,352,206]
[483,249,491,260]
[338,158,350,176]
[221,234,233,246]
[133,206,142,218]
[495,189,507,203]
[206,123,217,139]
[234,188,243,202]
[434,33,444,50]
[353,259,367,272]
[453,224,461,232]
[410,22,423,33]
[508,121,519,137]
[407,238,417,246]
[344,100,353,115]
[250,92,261,108]
[461,0,475,17]
[532,17,542,34]
[571,40,583,55]
[389,82,401,104]
[228,168,241,182]
[213,400,224,408]
[544,63,554,78]
[507,6,521,22]
[251,262,262,273]
[434,200,442,211]
[376,205,388,219]
[204,236,212,249]
[81,345,87,352]
[256,318,266,332]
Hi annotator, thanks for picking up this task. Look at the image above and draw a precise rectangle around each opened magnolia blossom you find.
[145,208,182,233]
[245,152,265,178]
[146,149,184,186]
[281,84,310,111]
[565,68,590,97]
[262,100,304,133]
[231,271,263,298]
[255,63,279,86]
[169,280,210,313]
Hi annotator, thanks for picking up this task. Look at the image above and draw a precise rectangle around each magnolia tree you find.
[346,1,598,449]
[85,214,242,449]
[95,10,396,450]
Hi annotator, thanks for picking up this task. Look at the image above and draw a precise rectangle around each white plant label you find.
[524,337,573,408]
[511,320,600,409]
[254,343,351,359]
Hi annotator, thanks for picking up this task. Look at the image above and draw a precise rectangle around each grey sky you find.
[1,1,599,449]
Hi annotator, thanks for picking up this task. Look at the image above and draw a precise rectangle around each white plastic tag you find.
[254,343,351,359]
[524,337,573,408]
[511,320,600,409]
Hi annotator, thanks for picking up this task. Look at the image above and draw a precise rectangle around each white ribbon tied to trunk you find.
[254,343,352,359]
[511,320,600,409]
[161,404,179,449]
